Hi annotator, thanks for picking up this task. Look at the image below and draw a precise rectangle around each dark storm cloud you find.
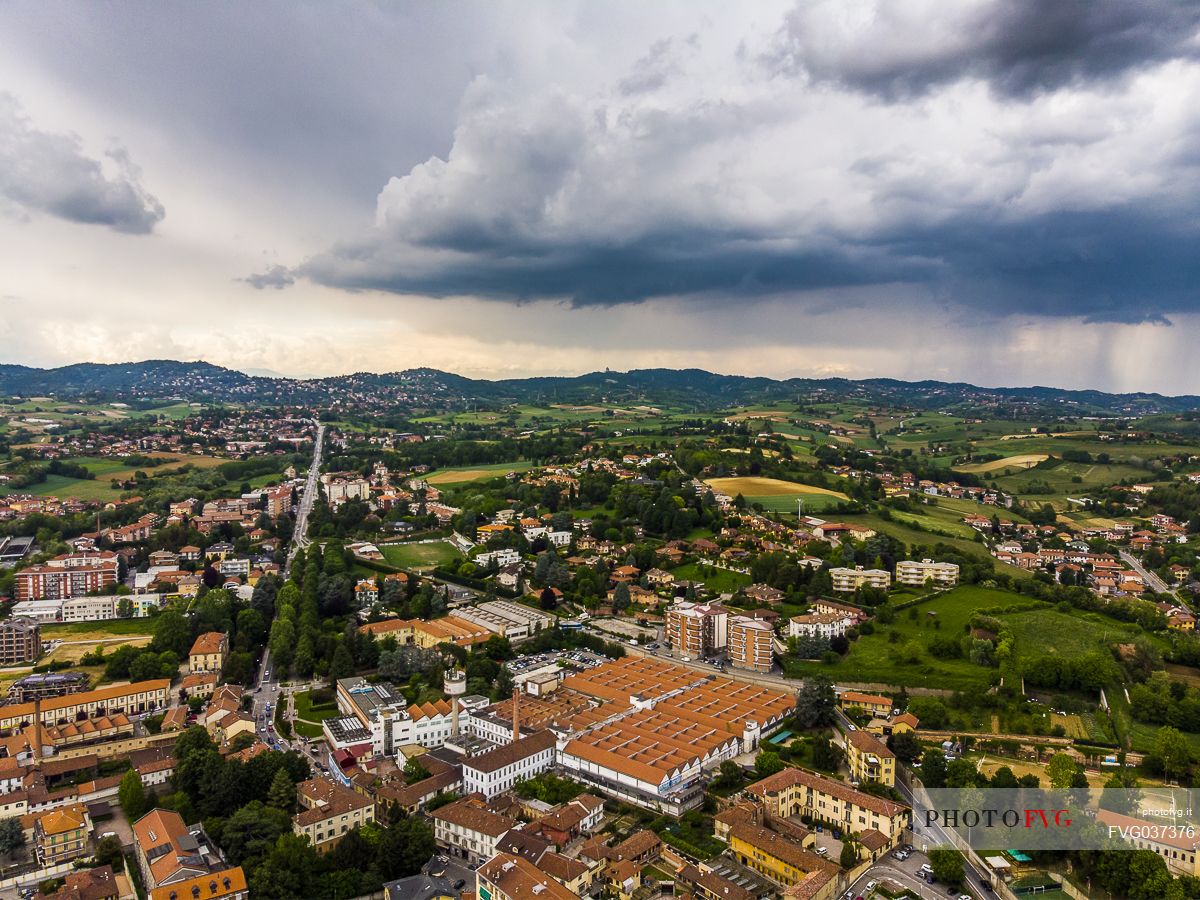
[296,204,1200,323]
[0,93,163,233]
[766,0,1200,98]
[299,229,938,305]
[286,18,1200,327]
[884,209,1200,325]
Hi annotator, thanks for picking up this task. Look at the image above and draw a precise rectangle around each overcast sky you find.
[2,1,1198,392]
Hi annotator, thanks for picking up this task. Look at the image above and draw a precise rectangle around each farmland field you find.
[426,461,533,485]
[954,454,1049,474]
[380,540,461,570]
[704,477,848,499]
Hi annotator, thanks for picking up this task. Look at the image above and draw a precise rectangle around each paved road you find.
[847,862,942,899]
[894,774,994,900]
[253,419,325,737]
[1119,549,1172,595]
[287,420,325,570]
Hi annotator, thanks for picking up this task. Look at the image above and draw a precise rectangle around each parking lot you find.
[845,844,986,900]
[422,852,475,893]
[505,649,608,675]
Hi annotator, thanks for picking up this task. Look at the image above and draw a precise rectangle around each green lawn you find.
[380,541,461,570]
[292,719,324,739]
[294,689,339,723]
[669,562,750,594]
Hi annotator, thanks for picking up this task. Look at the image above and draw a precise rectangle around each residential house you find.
[293,777,376,852]
[188,632,227,674]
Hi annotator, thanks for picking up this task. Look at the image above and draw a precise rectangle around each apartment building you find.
[727,616,774,673]
[727,821,838,891]
[788,611,854,640]
[895,558,960,587]
[837,691,893,717]
[33,802,91,865]
[747,767,910,843]
[293,777,376,852]
[321,473,370,506]
[0,617,41,665]
[15,552,119,600]
[845,730,896,787]
[216,557,250,578]
[829,566,891,593]
[262,484,293,517]
[664,601,728,659]
[430,798,518,864]
[461,730,556,799]
[474,548,520,568]
[810,599,869,624]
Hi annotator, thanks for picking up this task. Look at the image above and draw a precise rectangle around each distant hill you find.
[1,359,1198,415]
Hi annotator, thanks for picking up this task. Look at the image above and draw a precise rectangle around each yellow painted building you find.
[34,802,91,865]
[837,691,892,717]
[728,822,838,896]
[846,730,896,787]
[188,631,228,673]
[747,767,910,844]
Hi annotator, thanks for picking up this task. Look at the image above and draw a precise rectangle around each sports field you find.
[380,541,461,570]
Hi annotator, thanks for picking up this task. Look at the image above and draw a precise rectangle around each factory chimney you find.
[512,686,520,743]
[32,697,42,765]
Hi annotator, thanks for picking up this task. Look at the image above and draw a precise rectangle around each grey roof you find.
[384,875,461,900]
